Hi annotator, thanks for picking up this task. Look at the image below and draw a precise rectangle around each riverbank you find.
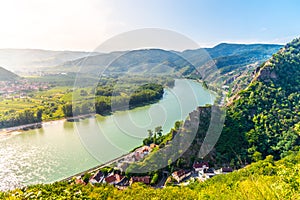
[0,114,93,136]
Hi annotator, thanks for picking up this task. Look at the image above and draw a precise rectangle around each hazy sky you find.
[0,0,299,51]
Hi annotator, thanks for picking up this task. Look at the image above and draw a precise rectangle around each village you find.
[73,142,234,189]
[0,80,49,99]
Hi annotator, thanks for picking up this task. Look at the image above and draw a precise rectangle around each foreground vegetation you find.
[1,150,299,199]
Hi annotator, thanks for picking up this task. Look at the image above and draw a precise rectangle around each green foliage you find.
[150,173,159,185]
[0,109,43,128]
[216,38,300,164]
[82,173,92,184]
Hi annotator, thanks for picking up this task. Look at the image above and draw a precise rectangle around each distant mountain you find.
[58,49,194,75]
[0,66,19,81]
[0,44,282,90]
[0,49,100,72]
[180,43,282,88]
[56,44,282,81]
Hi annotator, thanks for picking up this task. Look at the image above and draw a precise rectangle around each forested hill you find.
[216,38,300,165]
[0,67,19,81]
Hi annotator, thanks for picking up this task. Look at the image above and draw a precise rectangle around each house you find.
[104,174,124,185]
[129,176,151,185]
[172,170,191,183]
[90,170,104,184]
[193,162,209,172]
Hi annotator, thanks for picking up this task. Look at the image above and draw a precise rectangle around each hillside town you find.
[0,80,49,99]
[73,142,234,189]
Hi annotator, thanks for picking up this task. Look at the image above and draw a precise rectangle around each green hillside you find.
[0,67,19,81]
[215,38,300,165]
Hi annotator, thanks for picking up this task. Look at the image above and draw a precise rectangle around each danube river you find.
[0,79,215,191]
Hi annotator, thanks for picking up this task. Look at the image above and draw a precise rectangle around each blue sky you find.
[0,0,299,50]
[111,0,300,46]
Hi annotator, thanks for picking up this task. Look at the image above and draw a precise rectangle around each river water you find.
[0,79,215,191]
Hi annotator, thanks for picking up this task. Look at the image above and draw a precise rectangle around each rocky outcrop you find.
[256,64,278,82]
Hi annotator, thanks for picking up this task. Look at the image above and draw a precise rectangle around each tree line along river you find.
[0,79,215,191]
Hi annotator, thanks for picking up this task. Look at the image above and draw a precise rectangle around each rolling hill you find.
[0,66,19,81]
[55,44,281,86]
[57,49,195,75]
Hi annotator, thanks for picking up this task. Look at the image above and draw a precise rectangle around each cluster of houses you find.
[75,170,151,189]
[0,80,49,99]
[74,145,157,188]
[74,160,234,189]
[171,162,233,183]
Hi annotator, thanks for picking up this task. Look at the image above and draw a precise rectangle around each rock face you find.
[255,63,278,82]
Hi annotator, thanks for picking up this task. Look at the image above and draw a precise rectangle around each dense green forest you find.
[62,82,164,117]
[215,38,300,165]
[1,150,299,199]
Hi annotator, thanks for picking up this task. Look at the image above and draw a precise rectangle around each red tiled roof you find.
[105,174,124,184]
[105,175,116,183]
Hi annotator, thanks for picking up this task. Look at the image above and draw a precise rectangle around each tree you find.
[155,126,163,137]
[62,104,73,117]
[36,109,43,122]
[147,129,153,139]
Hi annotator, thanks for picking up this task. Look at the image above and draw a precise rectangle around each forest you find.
[214,38,300,166]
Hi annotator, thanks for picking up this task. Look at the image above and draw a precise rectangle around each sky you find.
[0,0,299,51]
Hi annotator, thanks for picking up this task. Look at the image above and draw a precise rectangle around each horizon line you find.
[0,41,285,53]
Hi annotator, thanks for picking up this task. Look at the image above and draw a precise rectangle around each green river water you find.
[0,79,215,190]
